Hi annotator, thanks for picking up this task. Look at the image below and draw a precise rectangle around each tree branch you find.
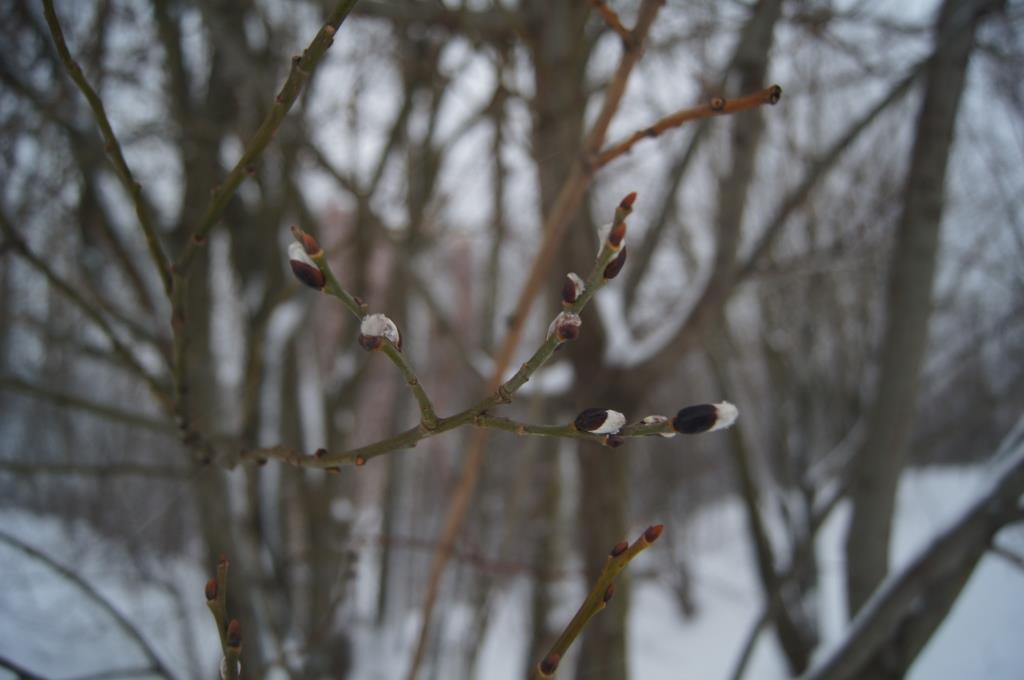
[0,529,175,680]
[42,0,172,298]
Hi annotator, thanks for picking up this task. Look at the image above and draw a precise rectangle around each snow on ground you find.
[1,466,1022,679]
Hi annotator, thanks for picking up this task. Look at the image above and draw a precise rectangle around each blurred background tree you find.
[1,1,1023,679]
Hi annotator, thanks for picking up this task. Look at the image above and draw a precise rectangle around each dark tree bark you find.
[844,0,1004,622]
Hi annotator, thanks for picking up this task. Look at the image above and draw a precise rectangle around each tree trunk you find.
[844,0,1002,623]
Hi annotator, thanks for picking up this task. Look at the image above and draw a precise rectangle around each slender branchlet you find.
[595,85,783,168]
[245,197,739,469]
[41,0,172,298]
[530,525,665,679]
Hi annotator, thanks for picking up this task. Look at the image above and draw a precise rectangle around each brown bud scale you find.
[358,334,383,351]
[227,619,242,648]
[644,524,664,543]
[605,434,625,448]
[540,653,561,675]
[610,540,629,557]
[205,578,217,601]
[603,582,616,603]
[603,246,627,280]
[608,222,626,248]
[620,192,637,210]
[562,276,579,304]
[290,260,325,290]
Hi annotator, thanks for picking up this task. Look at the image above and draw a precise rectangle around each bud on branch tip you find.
[644,524,664,543]
[205,578,218,601]
[290,224,322,257]
[540,653,561,675]
[672,401,738,434]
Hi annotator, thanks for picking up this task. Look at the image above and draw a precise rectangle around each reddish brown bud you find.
[710,96,726,111]
[603,246,627,280]
[290,259,325,290]
[358,334,382,351]
[603,582,616,603]
[315,448,327,458]
[768,84,782,104]
[620,192,637,210]
[539,653,561,675]
[604,434,625,448]
[205,578,218,601]
[644,524,664,543]
[608,221,627,248]
[290,225,322,256]
[610,540,629,557]
[548,311,581,343]
[227,619,242,648]
[355,456,366,467]
[257,458,268,466]
[562,273,584,305]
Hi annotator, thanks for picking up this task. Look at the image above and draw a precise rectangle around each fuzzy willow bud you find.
[671,401,738,434]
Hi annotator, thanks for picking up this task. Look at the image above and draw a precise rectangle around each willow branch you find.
[0,529,175,680]
[175,0,359,273]
[169,0,358,453]
[248,228,627,469]
[594,85,783,168]
[41,0,172,298]
[531,526,665,679]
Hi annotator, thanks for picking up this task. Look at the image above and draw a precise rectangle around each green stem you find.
[530,526,663,679]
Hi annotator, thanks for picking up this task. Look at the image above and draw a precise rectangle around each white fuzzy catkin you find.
[360,313,400,345]
[592,410,626,434]
[709,401,739,432]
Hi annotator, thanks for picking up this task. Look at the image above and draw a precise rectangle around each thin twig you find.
[588,0,633,45]
[174,0,359,273]
[169,0,359,454]
[245,220,628,469]
[595,85,783,168]
[530,526,665,679]
[41,0,172,298]
[0,529,175,680]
